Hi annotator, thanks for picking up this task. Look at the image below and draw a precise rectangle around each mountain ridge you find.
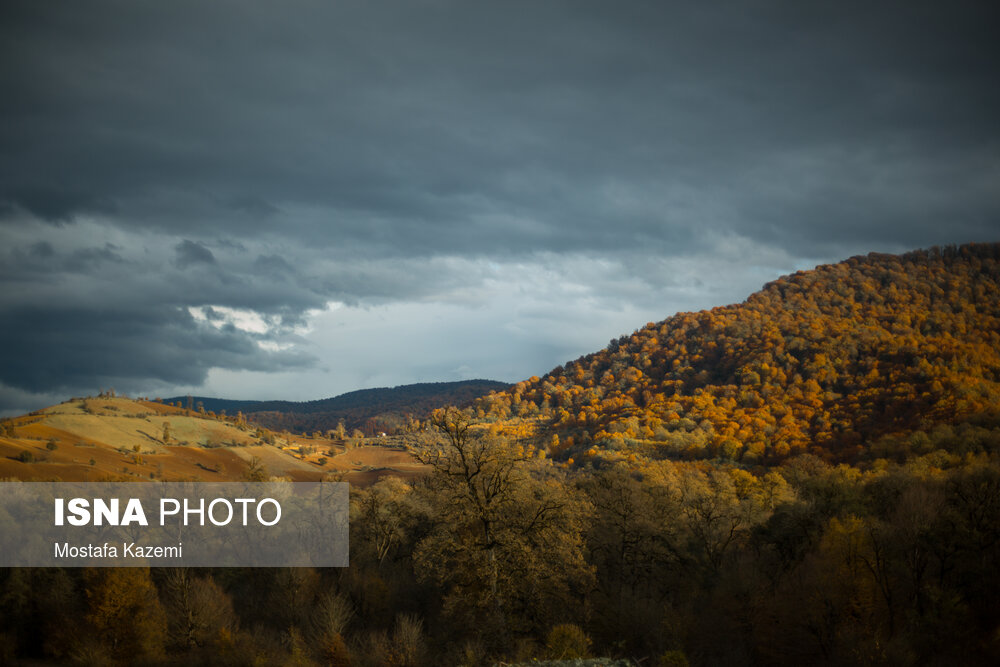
[165,379,509,435]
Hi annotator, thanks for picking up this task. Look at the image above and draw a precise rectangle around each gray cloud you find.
[0,303,305,393]
[0,187,117,224]
[0,224,321,397]
[28,241,54,258]
[0,0,998,409]
[65,243,125,272]
[174,239,216,268]
[2,1,997,255]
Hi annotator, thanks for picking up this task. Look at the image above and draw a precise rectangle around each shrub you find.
[658,650,690,667]
[319,633,351,667]
[389,613,425,666]
[545,623,591,660]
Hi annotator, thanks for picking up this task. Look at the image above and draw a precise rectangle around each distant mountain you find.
[476,243,1000,465]
[165,379,509,435]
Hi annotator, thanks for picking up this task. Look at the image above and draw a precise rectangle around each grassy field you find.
[0,397,426,484]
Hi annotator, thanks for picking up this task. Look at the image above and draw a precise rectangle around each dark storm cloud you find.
[1,0,998,404]
[0,302,311,394]
[253,254,296,281]
[65,243,125,272]
[2,0,997,255]
[28,241,54,258]
[174,240,216,268]
[0,186,117,224]
[0,227,321,397]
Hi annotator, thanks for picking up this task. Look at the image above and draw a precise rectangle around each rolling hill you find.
[0,396,425,485]
[475,243,1000,465]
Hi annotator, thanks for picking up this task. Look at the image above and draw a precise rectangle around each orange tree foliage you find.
[474,243,1000,465]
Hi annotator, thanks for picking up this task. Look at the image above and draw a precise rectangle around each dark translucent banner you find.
[0,482,348,567]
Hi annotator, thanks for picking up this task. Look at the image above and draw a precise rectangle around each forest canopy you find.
[474,243,1000,468]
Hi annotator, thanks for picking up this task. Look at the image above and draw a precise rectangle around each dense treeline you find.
[166,380,509,436]
[2,411,999,665]
[474,243,1000,467]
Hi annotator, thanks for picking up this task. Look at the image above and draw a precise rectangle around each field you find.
[0,397,427,484]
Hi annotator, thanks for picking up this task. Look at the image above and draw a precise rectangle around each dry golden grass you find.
[2,397,427,485]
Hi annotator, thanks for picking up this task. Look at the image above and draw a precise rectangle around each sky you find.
[1,0,999,415]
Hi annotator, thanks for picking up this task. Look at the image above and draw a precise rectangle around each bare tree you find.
[410,407,593,648]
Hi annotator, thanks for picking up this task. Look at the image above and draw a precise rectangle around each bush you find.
[545,623,591,660]
[16,451,34,463]
[319,632,351,667]
[658,650,690,667]
[390,613,425,666]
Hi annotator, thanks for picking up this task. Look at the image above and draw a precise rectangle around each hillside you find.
[0,396,425,485]
[475,243,1000,465]
[165,379,509,436]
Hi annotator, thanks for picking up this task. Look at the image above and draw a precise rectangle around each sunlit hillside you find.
[476,243,1000,467]
[0,396,425,485]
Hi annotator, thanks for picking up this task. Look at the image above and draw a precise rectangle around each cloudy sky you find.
[1,1,998,414]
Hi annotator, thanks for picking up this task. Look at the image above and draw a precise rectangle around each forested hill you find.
[475,243,1000,465]
[166,379,509,435]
